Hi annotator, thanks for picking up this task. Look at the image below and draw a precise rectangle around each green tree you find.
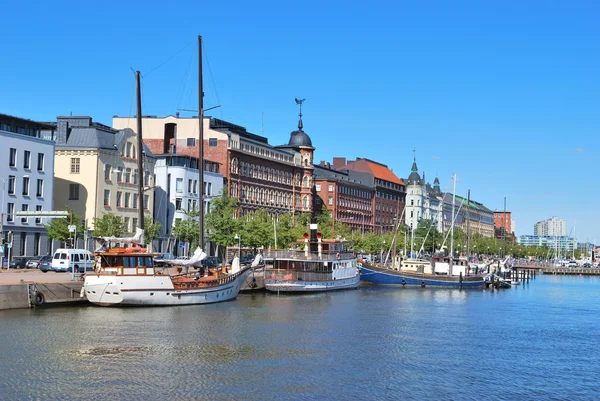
[240,209,274,249]
[92,213,124,238]
[205,192,240,253]
[143,216,162,250]
[45,207,85,244]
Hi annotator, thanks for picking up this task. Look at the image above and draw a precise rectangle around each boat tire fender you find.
[420,281,426,288]
[34,292,45,306]
[401,279,406,286]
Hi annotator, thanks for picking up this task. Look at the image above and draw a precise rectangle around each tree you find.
[205,191,240,253]
[45,207,85,244]
[143,216,161,250]
[92,213,124,238]
[240,209,274,249]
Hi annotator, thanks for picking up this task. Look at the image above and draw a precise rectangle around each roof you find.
[313,165,373,188]
[362,159,404,185]
[0,113,56,129]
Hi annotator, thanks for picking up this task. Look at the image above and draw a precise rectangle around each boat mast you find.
[198,35,205,251]
[136,71,144,233]
[450,173,456,259]
[466,189,470,260]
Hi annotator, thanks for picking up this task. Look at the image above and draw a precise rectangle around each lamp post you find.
[234,234,241,258]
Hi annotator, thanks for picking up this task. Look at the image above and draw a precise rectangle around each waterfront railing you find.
[263,250,354,261]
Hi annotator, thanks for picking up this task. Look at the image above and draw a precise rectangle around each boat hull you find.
[359,264,484,288]
[264,274,360,292]
[83,269,252,306]
[240,266,265,291]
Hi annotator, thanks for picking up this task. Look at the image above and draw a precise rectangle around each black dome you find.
[288,129,313,148]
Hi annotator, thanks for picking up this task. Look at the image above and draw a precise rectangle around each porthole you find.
[150,293,154,296]
[166,293,170,296]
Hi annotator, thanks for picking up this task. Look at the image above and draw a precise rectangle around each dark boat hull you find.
[359,263,485,288]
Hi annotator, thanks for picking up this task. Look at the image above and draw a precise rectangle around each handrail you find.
[263,250,355,261]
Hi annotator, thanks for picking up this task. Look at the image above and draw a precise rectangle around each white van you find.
[51,249,94,273]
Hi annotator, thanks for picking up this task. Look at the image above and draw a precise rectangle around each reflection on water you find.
[1,276,600,400]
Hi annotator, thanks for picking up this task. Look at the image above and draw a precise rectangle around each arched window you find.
[302,196,308,209]
[259,188,264,203]
[231,158,238,174]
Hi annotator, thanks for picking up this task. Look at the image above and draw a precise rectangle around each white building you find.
[0,114,55,257]
[405,158,443,231]
[154,154,223,254]
[534,216,566,236]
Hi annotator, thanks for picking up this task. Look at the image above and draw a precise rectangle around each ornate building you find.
[405,157,443,231]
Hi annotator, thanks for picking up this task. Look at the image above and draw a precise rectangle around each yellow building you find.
[49,117,156,241]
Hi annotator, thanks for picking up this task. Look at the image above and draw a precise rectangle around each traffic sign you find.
[7,243,12,249]
[179,241,185,249]
[68,225,76,233]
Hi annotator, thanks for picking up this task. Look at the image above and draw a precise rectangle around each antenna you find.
[262,112,264,136]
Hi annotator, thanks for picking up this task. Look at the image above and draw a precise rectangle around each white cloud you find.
[432,155,440,160]
[574,147,584,152]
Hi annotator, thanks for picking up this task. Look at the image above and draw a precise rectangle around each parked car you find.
[154,253,175,267]
[39,256,53,273]
[567,260,579,268]
[582,262,592,268]
[26,257,43,269]
[10,257,30,269]
[202,256,221,269]
[51,249,93,273]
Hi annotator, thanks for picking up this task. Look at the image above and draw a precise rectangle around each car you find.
[582,262,592,268]
[26,257,43,269]
[154,253,175,267]
[202,256,221,269]
[51,249,93,273]
[10,257,30,269]
[240,254,255,264]
[567,260,579,268]
[39,256,53,273]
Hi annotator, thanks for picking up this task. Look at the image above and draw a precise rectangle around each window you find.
[104,190,110,206]
[188,199,192,212]
[133,169,137,184]
[69,184,79,200]
[124,168,131,183]
[132,218,138,231]
[22,177,30,196]
[125,193,131,208]
[144,170,149,186]
[209,138,217,147]
[176,178,183,193]
[124,217,130,232]
[303,197,308,208]
[23,150,31,169]
[126,142,132,158]
[70,158,80,173]
[193,180,197,194]
[133,194,138,209]
[21,204,29,223]
[7,203,14,222]
[328,184,333,192]
[316,184,321,192]
[36,179,43,197]
[117,169,122,182]
[9,148,16,167]
[116,191,122,207]
[328,197,333,205]
[20,233,26,255]
[187,138,196,146]
[143,195,149,210]
[175,198,182,210]
[188,179,193,193]
[34,233,40,255]
[8,176,15,194]
[37,153,44,171]
[35,205,42,224]
[208,182,212,196]
[104,164,111,180]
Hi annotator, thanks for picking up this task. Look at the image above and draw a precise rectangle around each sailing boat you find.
[82,37,252,306]
[359,174,484,288]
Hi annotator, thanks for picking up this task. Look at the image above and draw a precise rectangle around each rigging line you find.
[145,39,195,77]
[202,42,224,119]
[175,52,194,112]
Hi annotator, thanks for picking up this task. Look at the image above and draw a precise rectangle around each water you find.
[1,275,600,400]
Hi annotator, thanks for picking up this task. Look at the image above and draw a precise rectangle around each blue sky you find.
[1,0,598,241]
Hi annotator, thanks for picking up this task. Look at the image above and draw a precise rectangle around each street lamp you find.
[234,233,241,258]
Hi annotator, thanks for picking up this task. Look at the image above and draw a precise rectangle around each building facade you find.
[534,216,566,237]
[0,114,55,257]
[154,154,223,252]
[313,163,374,235]
[518,235,577,253]
[333,157,405,233]
[113,114,315,218]
[47,116,156,249]
[404,158,443,231]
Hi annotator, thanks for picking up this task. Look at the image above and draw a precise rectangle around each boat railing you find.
[264,249,354,261]
[265,269,338,282]
[172,266,251,287]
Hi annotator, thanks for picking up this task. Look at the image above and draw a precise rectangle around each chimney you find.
[320,160,325,167]
[332,157,346,170]
[56,120,69,144]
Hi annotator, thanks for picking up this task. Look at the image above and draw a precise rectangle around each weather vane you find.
[295,98,306,119]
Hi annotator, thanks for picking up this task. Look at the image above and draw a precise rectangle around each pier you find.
[540,267,600,276]
[0,270,85,310]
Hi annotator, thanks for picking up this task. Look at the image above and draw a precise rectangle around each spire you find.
[411,157,418,172]
[295,98,305,131]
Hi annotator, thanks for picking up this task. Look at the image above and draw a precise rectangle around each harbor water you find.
[1,275,600,400]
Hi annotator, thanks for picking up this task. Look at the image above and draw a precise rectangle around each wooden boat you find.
[84,247,251,306]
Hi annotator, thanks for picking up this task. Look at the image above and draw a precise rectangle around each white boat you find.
[263,224,360,293]
[83,247,251,306]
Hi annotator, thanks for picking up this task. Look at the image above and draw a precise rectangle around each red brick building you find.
[333,157,405,232]
[494,211,512,236]
[313,163,374,235]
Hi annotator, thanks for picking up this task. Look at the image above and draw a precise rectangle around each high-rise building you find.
[533,216,566,236]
